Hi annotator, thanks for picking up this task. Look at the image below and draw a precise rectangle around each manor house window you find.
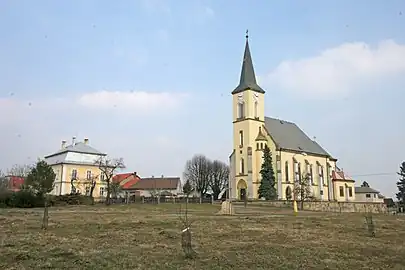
[71,169,77,180]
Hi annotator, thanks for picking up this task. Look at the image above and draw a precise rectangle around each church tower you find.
[231,31,266,200]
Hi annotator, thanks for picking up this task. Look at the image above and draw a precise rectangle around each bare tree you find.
[95,157,125,205]
[7,164,31,177]
[183,155,211,200]
[110,181,122,202]
[149,186,162,204]
[0,170,7,191]
[208,160,229,200]
[294,172,313,210]
[78,175,98,199]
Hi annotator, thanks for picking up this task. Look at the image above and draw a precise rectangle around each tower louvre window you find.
[237,102,245,119]
[254,101,258,118]
[239,131,243,147]
[240,158,245,174]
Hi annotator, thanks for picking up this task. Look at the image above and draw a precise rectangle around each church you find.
[229,33,355,202]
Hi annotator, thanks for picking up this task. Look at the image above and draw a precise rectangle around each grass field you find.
[1,203,404,270]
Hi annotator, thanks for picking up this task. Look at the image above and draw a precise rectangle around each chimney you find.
[161,174,164,178]
[84,138,89,145]
[72,136,76,145]
[61,140,67,149]
[151,175,154,178]
[133,172,137,176]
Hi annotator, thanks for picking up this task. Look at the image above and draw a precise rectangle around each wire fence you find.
[103,196,215,205]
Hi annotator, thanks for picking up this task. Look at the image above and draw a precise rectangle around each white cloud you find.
[141,0,171,15]
[265,40,405,99]
[204,7,214,18]
[76,90,189,114]
[0,90,191,176]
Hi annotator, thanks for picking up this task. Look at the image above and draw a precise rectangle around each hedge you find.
[0,190,94,208]
[49,194,94,206]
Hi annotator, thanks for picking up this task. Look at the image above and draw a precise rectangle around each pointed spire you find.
[232,30,265,95]
[255,126,267,141]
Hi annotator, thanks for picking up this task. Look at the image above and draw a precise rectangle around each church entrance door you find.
[240,188,246,201]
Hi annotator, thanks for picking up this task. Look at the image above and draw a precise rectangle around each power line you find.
[349,172,397,177]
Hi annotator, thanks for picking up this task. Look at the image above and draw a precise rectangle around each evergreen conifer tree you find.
[183,179,193,196]
[258,145,277,200]
[396,161,405,204]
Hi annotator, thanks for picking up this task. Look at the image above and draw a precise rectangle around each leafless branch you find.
[0,170,7,191]
[294,172,313,210]
[95,157,125,205]
[183,155,211,198]
[7,164,31,177]
[208,160,229,200]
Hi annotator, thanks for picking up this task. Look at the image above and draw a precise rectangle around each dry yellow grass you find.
[0,203,404,269]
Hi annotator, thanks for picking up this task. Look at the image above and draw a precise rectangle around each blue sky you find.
[1,0,404,198]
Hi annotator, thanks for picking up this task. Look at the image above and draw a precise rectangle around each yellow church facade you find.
[229,34,355,202]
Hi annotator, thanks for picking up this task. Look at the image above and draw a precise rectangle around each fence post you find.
[211,196,214,205]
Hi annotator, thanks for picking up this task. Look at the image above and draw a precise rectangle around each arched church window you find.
[298,163,302,181]
[285,161,289,182]
[238,102,245,119]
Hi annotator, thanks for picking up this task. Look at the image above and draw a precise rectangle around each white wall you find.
[355,193,384,203]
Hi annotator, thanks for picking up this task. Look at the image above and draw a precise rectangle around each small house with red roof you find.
[331,169,356,202]
[114,173,181,197]
[5,176,25,192]
[113,172,141,189]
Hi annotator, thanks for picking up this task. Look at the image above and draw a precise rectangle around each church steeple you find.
[232,30,265,95]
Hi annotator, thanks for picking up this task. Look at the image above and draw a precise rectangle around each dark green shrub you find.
[10,190,45,208]
[0,192,94,208]
[50,194,94,206]
[0,190,45,208]
[0,190,12,208]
